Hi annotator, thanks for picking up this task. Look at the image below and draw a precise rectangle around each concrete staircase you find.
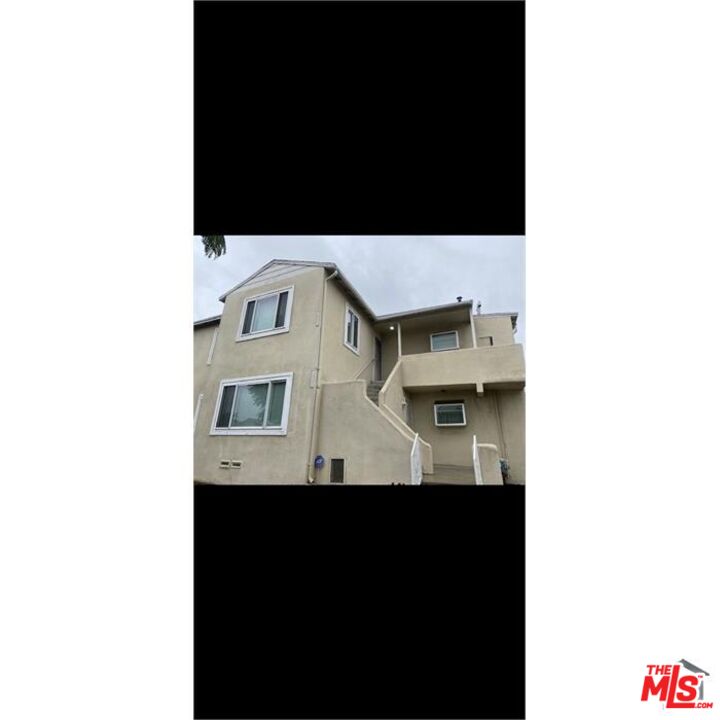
[365,381,384,405]
[422,464,475,485]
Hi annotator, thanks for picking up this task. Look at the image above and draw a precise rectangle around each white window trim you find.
[343,302,360,355]
[236,285,295,342]
[210,372,294,436]
[434,401,467,427]
[430,330,460,352]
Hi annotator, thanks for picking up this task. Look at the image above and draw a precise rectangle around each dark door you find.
[374,338,382,381]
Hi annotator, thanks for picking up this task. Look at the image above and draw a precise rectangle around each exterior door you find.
[374,338,382,381]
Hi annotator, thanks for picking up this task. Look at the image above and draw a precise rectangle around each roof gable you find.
[218,260,335,301]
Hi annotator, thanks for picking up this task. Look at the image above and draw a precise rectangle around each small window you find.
[430,331,459,352]
[330,458,345,484]
[211,373,293,435]
[237,287,294,341]
[434,401,467,427]
[344,304,360,354]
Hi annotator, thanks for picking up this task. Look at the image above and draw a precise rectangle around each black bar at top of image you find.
[194,1,525,236]
[194,485,525,719]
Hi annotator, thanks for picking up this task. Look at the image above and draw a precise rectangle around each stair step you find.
[366,381,383,406]
[423,464,475,485]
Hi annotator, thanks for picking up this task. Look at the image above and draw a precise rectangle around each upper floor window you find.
[211,372,293,436]
[237,286,294,341]
[344,304,360,354]
[430,330,459,352]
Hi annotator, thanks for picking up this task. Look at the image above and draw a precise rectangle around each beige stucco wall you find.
[400,321,474,356]
[314,381,412,484]
[378,330,399,381]
[379,360,405,420]
[473,315,516,346]
[194,323,219,401]
[401,344,525,391]
[408,390,504,467]
[320,279,378,383]
[496,389,525,484]
[378,362,434,473]
[476,443,504,485]
[406,389,524,483]
[193,266,325,484]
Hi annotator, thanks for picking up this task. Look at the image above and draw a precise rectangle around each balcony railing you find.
[399,344,525,393]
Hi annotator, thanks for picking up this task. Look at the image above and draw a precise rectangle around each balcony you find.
[399,344,525,394]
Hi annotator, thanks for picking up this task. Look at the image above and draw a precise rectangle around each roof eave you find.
[375,300,474,323]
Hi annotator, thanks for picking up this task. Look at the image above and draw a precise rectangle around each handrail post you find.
[472,434,483,485]
[410,432,422,485]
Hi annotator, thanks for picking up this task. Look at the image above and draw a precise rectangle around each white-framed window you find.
[236,286,294,341]
[344,303,360,354]
[210,372,293,436]
[430,330,459,352]
[434,401,467,427]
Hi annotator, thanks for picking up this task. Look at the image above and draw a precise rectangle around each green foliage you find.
[201,235,226,259]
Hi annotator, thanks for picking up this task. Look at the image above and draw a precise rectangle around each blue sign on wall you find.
[314,455,325,469]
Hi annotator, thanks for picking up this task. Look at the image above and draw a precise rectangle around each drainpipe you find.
[492,391,508,459]
[397,322,402,357]
[469,300,477,349]
[307,269,339,483]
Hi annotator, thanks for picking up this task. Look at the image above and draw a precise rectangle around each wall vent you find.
[230,460,243,469]
[219,460,231,469]
[330,458,345,484]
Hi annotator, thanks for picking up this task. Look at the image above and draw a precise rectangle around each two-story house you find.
[194,259,525,485]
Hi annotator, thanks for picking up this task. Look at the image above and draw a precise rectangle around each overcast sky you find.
[194,236,525,344]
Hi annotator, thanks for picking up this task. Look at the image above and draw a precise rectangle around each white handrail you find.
[472,434,483,485]
[410,432,422,485]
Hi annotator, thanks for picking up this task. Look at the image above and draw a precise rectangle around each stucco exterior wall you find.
[399,321,474,355]
[194,323,219,401]
[193,266,325,484]
[314,381,412,484]
[401,345,525,391]
[379,360,405,420]
[378,330,399,381]
[406,389,525,483]
[408,390,505,467]
[476,444,504,485]
[321,279,377,383]
[496,389,525,484]
[473,315,516,346]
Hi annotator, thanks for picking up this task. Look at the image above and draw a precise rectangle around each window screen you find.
[434,402,466,426]
[240,289,292,336]
[215,379,289,430]
[431,331,459,351]
[345,308,359,350]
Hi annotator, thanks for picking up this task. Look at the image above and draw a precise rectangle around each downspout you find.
[307,269,339,483]
[470,301,477,348]
[397,322,402,356]
[193,394,204,433]
[492,391,508,459]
